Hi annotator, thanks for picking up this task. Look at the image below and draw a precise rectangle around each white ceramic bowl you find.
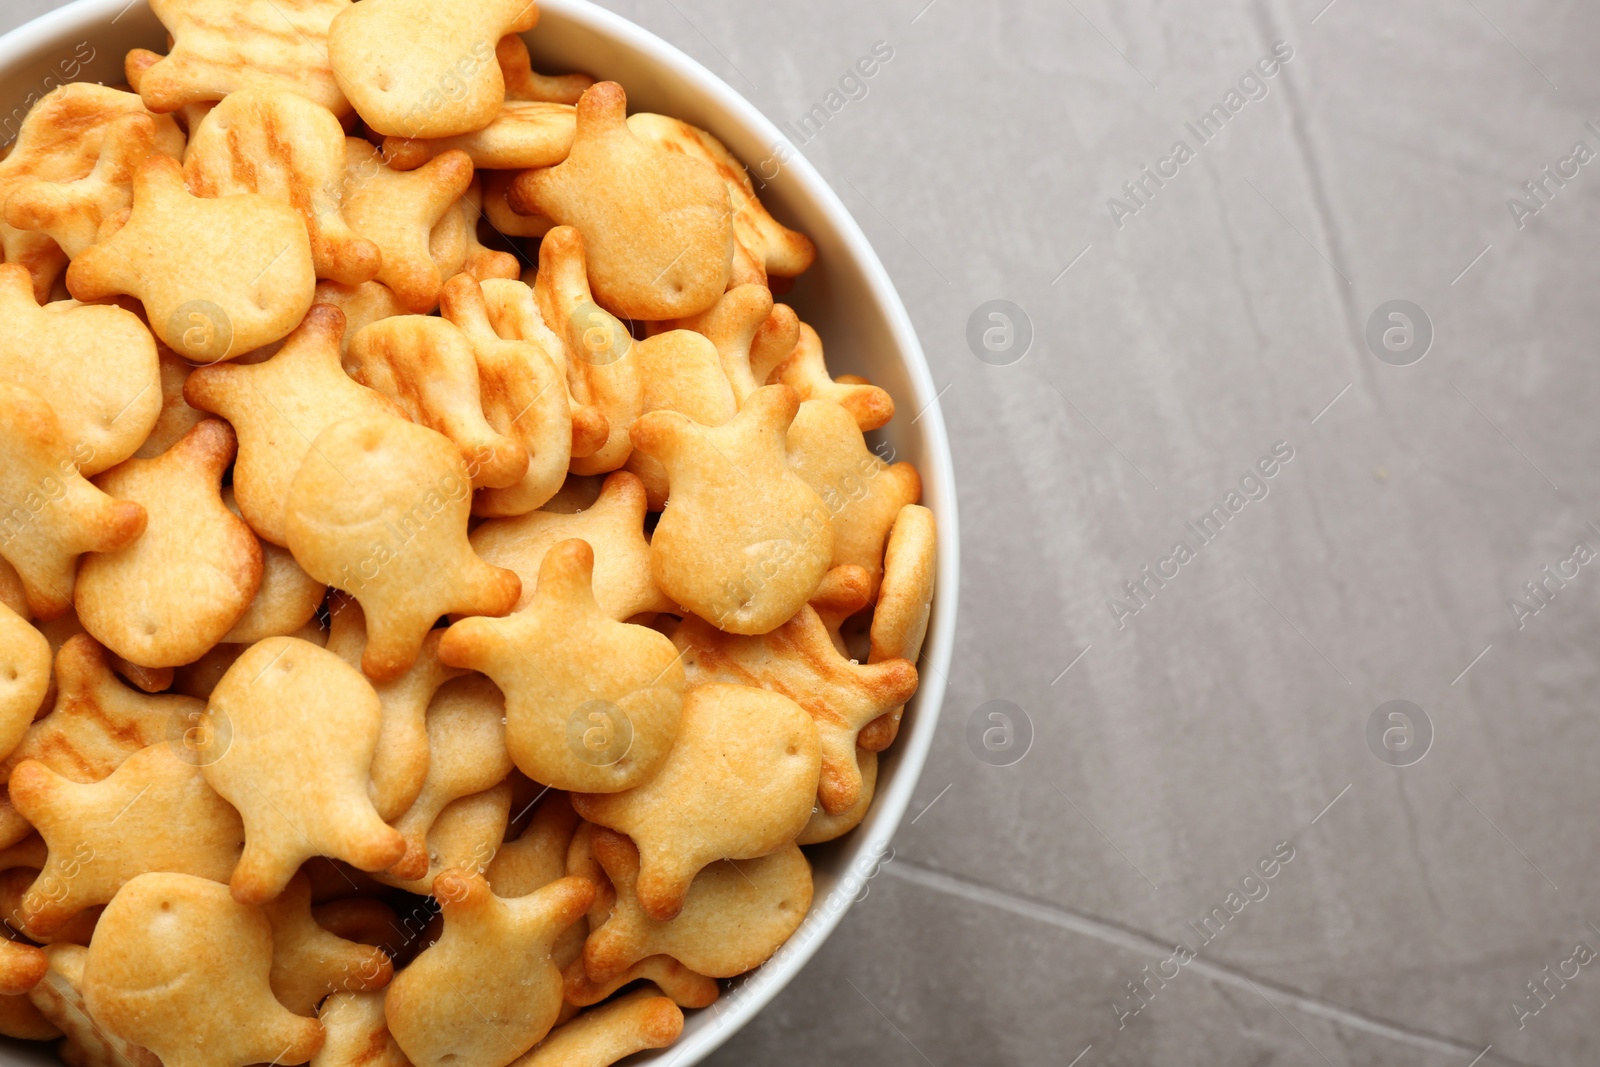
[0,2,958,1062]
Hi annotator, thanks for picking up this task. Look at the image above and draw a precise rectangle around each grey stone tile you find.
[708,866,1511,1066]
[0,1,68,35]
[603,0,1600,1061]
[3,2,1598,1065]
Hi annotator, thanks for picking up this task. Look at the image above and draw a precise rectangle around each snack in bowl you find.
[183,87,384,286]
[0,82,185,302]
[0,1,940,1062]
[66,155,318,361]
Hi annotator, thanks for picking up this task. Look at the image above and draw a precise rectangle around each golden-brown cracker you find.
[425,180,520,292]
[300,859,388,906]
[387,675,512,880]
[202,638,405,902]
[185,88,382,286]
[10,743,244,937]
[3,113,160,259]
[541,475,605,514]
[556,924,595,1026]
[328,0,539,138]
[310,896,401,957]
[30,619,98,710]
[797,747,876,845]
[262,873,392,1016]
[0,987,61,1040]
[629,114,815,288]
[0,940,46,996]
[564,821,612,922]
[498,34,594,105]
[0,797,31,854]
[572,683,817,921]
[0,559,26,619]
[184,305,403,546]
[483,273,608,459]
[310,281,408,353]
[516,987,683,1067]
[221,489,325,644]
[313,990,408,1067]
[341,140,473,313]
[382,102,575,171]
[10,892,88,944]
[106,662,170,696]
[583,829,810,980]
[624,329,735,509]
[0,603,50,761]
[470,471,672,620]
[532,226,641,474]
[505,812,588,998]
[408,911,446,959]
[19,906,103,955]
[634,330,735,428]
[482,170,554,238]
[0,834,48,873]
[30,610,179,699]
[561,954,718,1009]
[123,46,216,139]
[0,635,200,786]
[84,872,325,1067]
[630,384,833,635]
[345,315,529,490]
[29,944,158,1065]
[871,504,936,662]
[66,155,316,362]
[510,82,732,320]
[0,266,161,476]
[661,283,775,406]
[674,606,916,814]
[0,84,185,303]
[140,0,352,116]
[505,769,549,832]
[487,791,578,898]
[372,779,510,895]
[386,868,593,1067]
[788,399,921,597]
[750,301,801,388]
[0,866,100,948]
[75,420,262,668]
[439,539,683,794]
[774,322,894,431]
[0,382,147,620]
[859,503,935,750]
[285,415,521,680]
[452,178,523,283]
[0,833,46,877]
[440,274,572,516]
[425,196,470,288]
[326,597,463,821]
[171,641,245,701]
[135,342,207,461]
[809,564,873,636]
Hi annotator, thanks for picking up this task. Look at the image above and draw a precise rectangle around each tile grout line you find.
[1253,0,1370,360]
[881,859,1547,1067]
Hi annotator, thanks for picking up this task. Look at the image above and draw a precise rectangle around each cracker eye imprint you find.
[0,2,941,1058]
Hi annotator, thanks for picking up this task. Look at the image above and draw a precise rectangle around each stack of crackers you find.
[0,1,936,1064]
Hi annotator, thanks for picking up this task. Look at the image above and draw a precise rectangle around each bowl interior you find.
[0,2,958,1063]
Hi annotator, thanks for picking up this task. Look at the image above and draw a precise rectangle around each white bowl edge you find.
[0,3,960,1063]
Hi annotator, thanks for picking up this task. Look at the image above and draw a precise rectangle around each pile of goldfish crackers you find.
[0,0,937,1064]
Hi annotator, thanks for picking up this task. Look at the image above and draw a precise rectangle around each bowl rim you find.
[0,2,961,1063]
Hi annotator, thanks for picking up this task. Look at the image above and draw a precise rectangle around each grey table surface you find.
[6,1,1600,1065]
